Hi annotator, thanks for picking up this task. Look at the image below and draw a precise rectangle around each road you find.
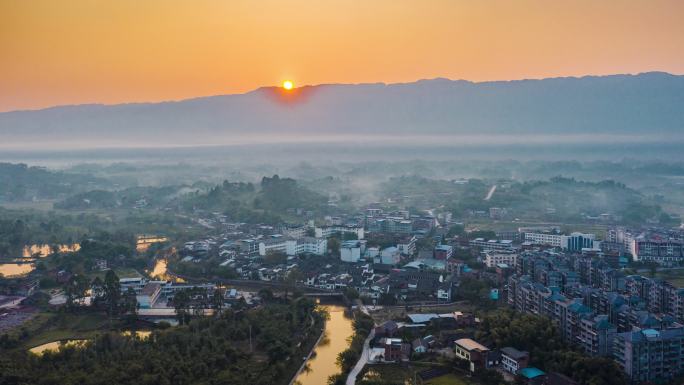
[484,184,497,201]
[346,301,376,385]
[346,327,375,385]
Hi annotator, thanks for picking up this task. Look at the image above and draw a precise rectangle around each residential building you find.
[434,244,453,260]
[315,225,365,240]
[377,247,401,265]
[258,237,288,256]
[501,347,529,374]
[397,236,417,256]
[454,338,492,372]
[285,237,327,256]
[484,251,518,268]
[469,238,516,251]
[614,328,684,382]
[341,240,363,263]
[579,315,617,356]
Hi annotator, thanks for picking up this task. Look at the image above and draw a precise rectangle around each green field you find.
[359,365,473,385]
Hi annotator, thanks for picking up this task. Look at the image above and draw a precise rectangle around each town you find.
[2,176,684,385]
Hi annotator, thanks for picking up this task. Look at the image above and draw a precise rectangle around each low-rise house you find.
[380,338,411,362]
[375,320,399,338]
[501,346,529,374]
[454,338,492,372]
[412,338,429,353]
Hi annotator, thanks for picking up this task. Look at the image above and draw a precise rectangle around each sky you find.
[1,0,683,112]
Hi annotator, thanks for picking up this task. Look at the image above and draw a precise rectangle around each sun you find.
[282,80,294,90]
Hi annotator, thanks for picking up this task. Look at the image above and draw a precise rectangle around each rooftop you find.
[501,346,529,360]
[454,338,489,352]
[520,367,545,379]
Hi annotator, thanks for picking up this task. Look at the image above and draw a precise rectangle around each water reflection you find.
[0,263,35,277]
[149,259,184,283]
[22,244,80,258]
[136,236,168,253]
[29,340,88,355]
[122,330,152,339]
[294,305,354,385]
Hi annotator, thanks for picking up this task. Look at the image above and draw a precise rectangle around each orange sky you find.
[1,0,683,112]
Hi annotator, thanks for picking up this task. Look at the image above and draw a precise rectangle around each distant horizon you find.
[3,0,684,112]
[1,70,680,114]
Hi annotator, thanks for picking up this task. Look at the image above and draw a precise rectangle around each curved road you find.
[346,328,375,385]
[346,301,375,385]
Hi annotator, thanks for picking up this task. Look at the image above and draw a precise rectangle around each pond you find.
[294,305,354,385]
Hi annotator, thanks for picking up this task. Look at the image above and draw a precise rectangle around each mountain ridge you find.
[1,72,683,148]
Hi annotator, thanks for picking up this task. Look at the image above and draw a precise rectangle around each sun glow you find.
[282,80,294,90]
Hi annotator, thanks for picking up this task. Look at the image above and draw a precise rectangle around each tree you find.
[378,293,397,306]
[343,287,359,301]
[212,287,225,313]
[174,290,191,325]
[264,251,287,265]
[122,287,139,325]
[258,288,275,303]
[328,237,341,256]
[64,274,89,310]
[91,276,104,305]
[284,268,304,300]
[103,270,121,316]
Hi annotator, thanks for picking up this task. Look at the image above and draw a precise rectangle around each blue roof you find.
[520,367,545,379]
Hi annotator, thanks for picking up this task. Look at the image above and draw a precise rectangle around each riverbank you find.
[326,310,374,385]
[289,317,327,385]
[294,305,357,385]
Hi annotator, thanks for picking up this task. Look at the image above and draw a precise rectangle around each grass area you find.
[425,374,469,385]
[0,201,56,211]
[88,267,142,280]
[360,364,418,384]
[654,270,684,288]
[20,312,125,349]
[359,365,476,385]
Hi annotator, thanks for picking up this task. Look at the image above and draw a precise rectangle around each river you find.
[294,305,354,385]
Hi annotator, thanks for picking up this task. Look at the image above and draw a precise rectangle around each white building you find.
[285,237,327,256]
[341,240,365,263]
[376,247,401,265]
[484,252,518,268]
[524,232,563,247]
[524,231,598,251]
[258,237,288,256]
[282,226,307,239]
[397,236,417,256]
[136,282,162,308]
[315,225,365,240]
